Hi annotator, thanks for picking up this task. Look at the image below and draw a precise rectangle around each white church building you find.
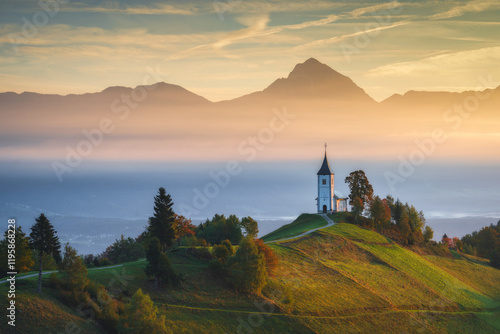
[316,147,348,214]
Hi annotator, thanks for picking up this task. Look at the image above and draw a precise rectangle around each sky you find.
[1,0,500,101]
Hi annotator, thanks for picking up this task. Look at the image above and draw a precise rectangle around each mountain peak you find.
[260,58,375,103]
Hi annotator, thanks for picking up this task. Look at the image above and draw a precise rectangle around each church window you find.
[322,179,326,185]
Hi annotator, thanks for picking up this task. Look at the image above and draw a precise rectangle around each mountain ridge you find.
[1,58,499,105]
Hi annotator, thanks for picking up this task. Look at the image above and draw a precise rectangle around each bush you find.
[117,289,169,333]
[186,247,212,261]
[208,258,226,277]
[99,258,113,266]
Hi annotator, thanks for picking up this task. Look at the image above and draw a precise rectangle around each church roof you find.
[317,152,333,175]
[334,190,348,199]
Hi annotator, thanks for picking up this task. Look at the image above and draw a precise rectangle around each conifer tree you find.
[29,213,61,293]
[148,187,176,251]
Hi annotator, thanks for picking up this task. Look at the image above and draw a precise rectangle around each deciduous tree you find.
[0,226,33,276]
[345,170,373,210]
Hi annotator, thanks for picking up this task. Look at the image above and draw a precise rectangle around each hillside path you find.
[0,261,144,284]
[267,213,335,243]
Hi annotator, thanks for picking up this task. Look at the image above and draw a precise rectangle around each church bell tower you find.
[317,144,334,214]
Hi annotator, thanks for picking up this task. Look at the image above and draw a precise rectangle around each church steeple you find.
[317,143,333,175]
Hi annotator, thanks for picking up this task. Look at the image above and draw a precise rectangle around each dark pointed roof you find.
[317,152,333,175]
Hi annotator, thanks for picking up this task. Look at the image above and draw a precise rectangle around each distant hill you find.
[2,213,499,333]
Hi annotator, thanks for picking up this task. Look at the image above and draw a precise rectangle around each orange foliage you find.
[254,238,279,276]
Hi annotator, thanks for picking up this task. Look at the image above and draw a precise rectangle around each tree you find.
[29,214,61,293]
[145,237,180,288]
[226,237,267,294]
[60,243,89,295]
[345,170,373,210]
[423,226,434,243]
[196,214,243,245]
[172,214,196,246]
[212,240,234,263]
[103,235,145,264]
[0,226,33,276]
[351,196,364,221]
[240,217,259,238]
[254,238,279,276]
[117,289,169,333]
[148,187,176,251]
[369,196,392,231]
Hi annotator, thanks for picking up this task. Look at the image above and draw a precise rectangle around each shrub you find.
[117,289,169,333]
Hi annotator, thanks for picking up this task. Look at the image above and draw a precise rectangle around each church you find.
[316,146,348,213]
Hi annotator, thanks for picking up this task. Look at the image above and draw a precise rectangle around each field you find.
[1,213,499,333]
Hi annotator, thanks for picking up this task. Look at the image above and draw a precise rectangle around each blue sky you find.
[1,0,500,101]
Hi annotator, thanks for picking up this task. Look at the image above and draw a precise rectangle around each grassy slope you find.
[261,213,327,242]
[2,214,500,333]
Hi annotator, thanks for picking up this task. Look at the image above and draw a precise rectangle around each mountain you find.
[231,58,375,104]
[0,81,211,106]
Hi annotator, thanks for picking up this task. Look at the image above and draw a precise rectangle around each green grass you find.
[323,223,391,244]
[262,213,327,242]
[2,216,499,333]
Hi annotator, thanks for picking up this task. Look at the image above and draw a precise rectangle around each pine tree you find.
[29,213,61,293]
[148,187,176,251]
[145,237,180,288]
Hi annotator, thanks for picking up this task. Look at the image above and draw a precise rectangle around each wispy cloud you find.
[368,46,500,76]
[430,0,500,20]
[349,1,402,17]
[294,21,408,50]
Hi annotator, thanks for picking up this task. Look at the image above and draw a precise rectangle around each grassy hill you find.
[2,213,499,333]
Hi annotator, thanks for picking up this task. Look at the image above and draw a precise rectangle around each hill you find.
[1,213,499,333]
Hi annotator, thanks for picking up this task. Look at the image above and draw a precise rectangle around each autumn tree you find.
[369,196,392,231]
[117,289,169,333]
[351,196,364,221]
[172,214,196,246]
[148,187,176,251]
[60,243,89,296]
[345,170,373,210]
[423,225,434,243]
[30,213,61,293]
[0,226,33,277]
[254,238,279,276]
[226,237,267,294]
[212,239,234,263]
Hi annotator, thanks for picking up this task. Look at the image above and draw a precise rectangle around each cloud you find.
[294,21,408,50]
[213,15,271,49]
[348,1,402,18]
[61,2,198,15]
[368,46,500,76]
[430,0,500,20]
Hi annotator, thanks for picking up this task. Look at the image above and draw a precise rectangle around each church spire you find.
[317,144,333,175]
